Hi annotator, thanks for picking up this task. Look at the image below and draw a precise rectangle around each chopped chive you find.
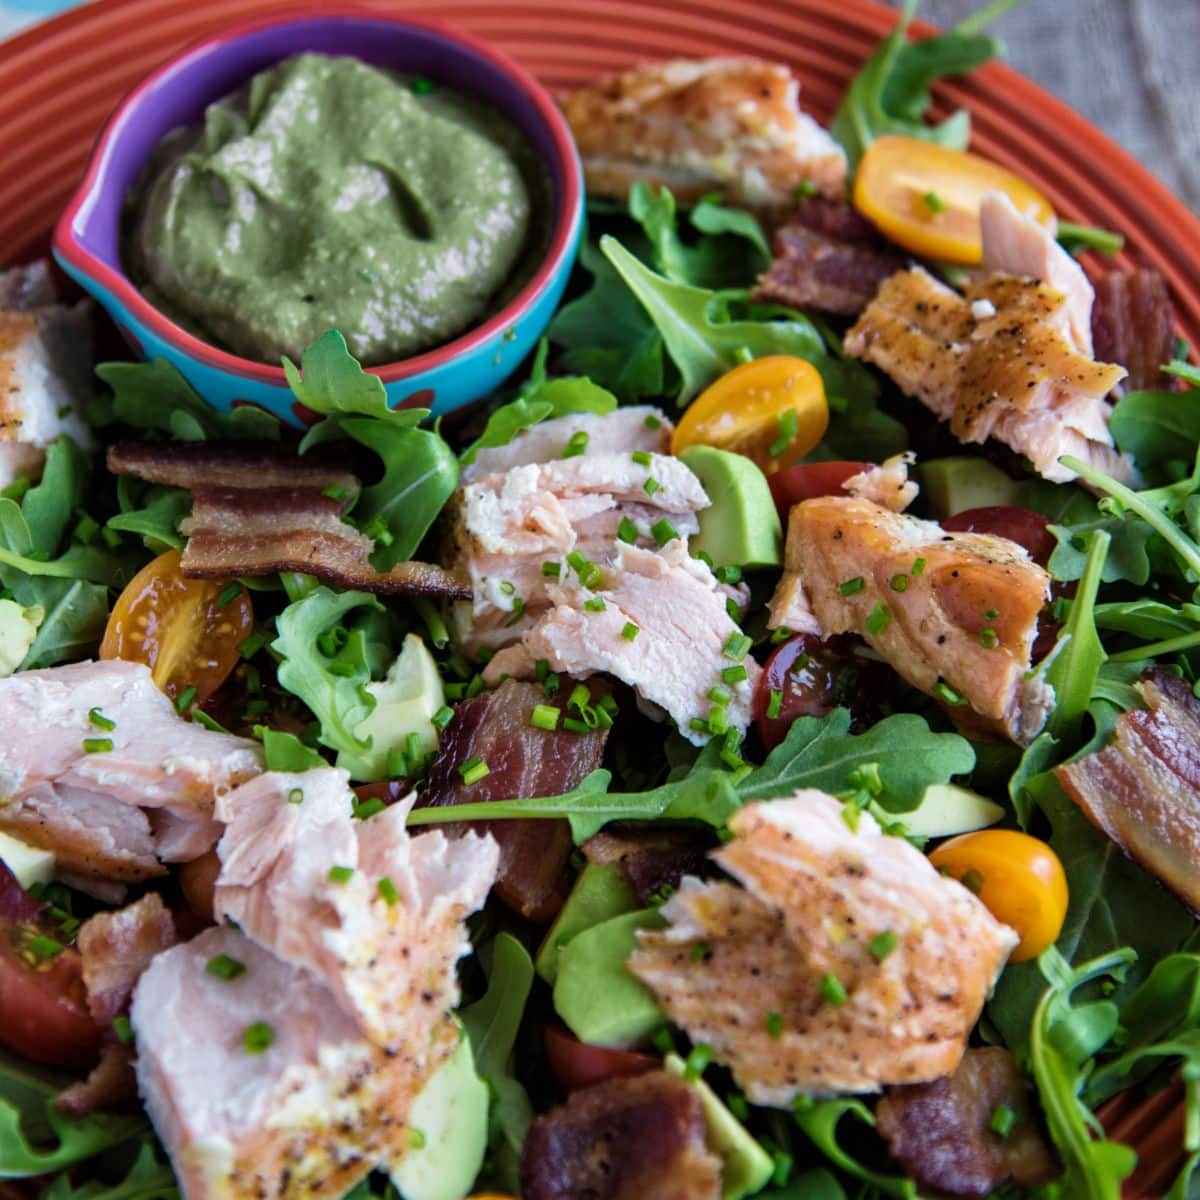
[766,689,783,720]
[243,1022,274,1054]
[377,876,400,906]
[410,76,433,94]
[328,865,355,884]
[768,408,800,458]
[499,580,516,596]
[721,665,749,685]
[568,684,591,712]
[793,652,812,672]
[567,551,603,588]
[839,576,864,596]
[431,705,453,730]
[770,1150,793,1188]
[694,549,715,568]
[82,737,113,754]
[683,1043,715,1082]
[597,693,619,716]
[689,717,711,733]
[239,630,268,659]
[409,1127,427,1151]
[504,596,527,628]
[583,596,606,612]
[889,573,908,592]
[352,797,386,820]
[631,450,652,467]
[28,934,64,960]
[983,608,999,621]
[912,557,926,576]
[562,430,590,458]
[724,597,741,623]
[465,673,486,698]
[865,602,891,636]
[543,673,561,697]
[458,756,489,786]
[978,626,999,649]
[961,868,985,894]
[563,717,590,734]
[689,942,710,962]
[535,658,550,682]
[764,1011,784,1038]
[651,518,680,547]
[286,787,304,805]
[933,681,966,707]
[643,477,661,496]
[652,1028,675,1055]
[73,514,99,544]
[708,684,732,706]
[728,1093,749,1120]
[87,707,115,731]
[794,180,818,201]
[541,560,562,578]
[714,564,743,585]
[617,517,639,544]
[707,707,728,736]
[386,748,410,780]
[723,633,752,661]
[174,685,198,713]
[531,704,560,731]
[112,1015,134,1045]
[770,626,793,645]
[923,190,946,214]
[733,346,753,364]
[819,974,847,1006]
[320,483,349,502]
[643,413,662,430]
[206,953,246,981]
[868,930,899,962]
[989,1105,1017,1139]
[621,622,639,641]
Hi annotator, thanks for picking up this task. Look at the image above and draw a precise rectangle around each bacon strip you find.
[1091,268,1178,393]
[107,442,469,599]
[1057,668,1200,912]
[753,198,907,316]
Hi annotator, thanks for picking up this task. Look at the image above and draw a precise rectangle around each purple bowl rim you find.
[51,6,583,387]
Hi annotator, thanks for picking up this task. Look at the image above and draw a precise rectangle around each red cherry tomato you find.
[754,634,848,750]
[544,1024,657,1091]
[0,867,100,1069]
[942,506,1055,567]
[767,461,870,524]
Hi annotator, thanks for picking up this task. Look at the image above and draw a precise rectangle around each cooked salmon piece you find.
[846,265,1132,485]
[214,768,498,1050]
[561,57,846,209]
[461,405,672,483]
[0,660,262,890]
[842,452,918,512]
[133,768,498,1200]
[484,541,760,745]
[767,496,1052,743]
[629,792,1018,1103]
[448,451,709,651]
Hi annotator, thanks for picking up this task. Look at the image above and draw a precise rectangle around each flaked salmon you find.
[133,767,498,1200]
[0,660,262,890]
[846,265,1131,485]
[628,791,1018,1103]
[561,57,846,209]
[767,496,1053,743]
[842,452,918,512]
[484,541,760,745]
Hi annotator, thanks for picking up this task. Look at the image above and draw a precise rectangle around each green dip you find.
[127,53,538,365]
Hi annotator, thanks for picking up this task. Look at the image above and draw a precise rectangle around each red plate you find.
[0,0,1190,1193]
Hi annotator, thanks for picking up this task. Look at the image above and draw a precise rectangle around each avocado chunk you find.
[390,1031,489,1200]
[553,907,666,1047]
[535,861,638,984]
[919,456,1020,519]
[679,445,782,569]
[901,783,1005,838]
[664,1053,773,1200]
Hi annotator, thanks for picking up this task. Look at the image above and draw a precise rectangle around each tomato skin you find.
[767,461,870,523]
[928,830,1068,963]
[100,550,253,705]
[942,506,1055,567]
[754,634,844,750]
[854,135,1056,264]
[671,356,829,473]
[544,1024,657,1092]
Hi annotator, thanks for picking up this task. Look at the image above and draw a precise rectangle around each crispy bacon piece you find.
[753,198,908,316]
[876,1048,1058,1198]
[519,1070,722,1200]
[1091,268,1178,393]
[582,827,711,904]
[106,441,469,600]
[1057,669,1200,912]
[421,679,608,922]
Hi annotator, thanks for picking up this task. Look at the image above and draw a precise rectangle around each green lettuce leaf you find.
[792,1098,915,1198]
[282,330,396,422]
[254,727,326,773]
[44,1141,178,1200]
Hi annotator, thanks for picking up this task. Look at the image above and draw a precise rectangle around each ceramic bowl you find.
[52,9,584,425]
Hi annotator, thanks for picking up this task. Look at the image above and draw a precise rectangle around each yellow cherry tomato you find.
[671,356,828,473]
[928,829,1068,963]
[854,135,1056,265]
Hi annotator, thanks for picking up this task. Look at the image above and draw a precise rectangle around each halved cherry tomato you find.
[671,356,828,473]
[767,461,870,523]
[854,136,1056,265]
[928,830,1068,963]
[179,849,220,922]
[942,505,1055,567]
[544,1024,657,1092]
[100,550,253,705]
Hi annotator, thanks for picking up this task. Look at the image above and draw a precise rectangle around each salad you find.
[2,2,1200,1199]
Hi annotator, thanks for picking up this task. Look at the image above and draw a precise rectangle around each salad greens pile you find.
[6,1,1200,1198]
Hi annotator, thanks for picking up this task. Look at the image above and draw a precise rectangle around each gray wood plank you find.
[886,0,1200,212]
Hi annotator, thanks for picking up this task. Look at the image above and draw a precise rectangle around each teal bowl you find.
[53,10,584,425]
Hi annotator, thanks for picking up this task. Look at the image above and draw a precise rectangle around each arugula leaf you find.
[758,1170,846,1200]
[254,727,326,773]
[459,341,617,466]
[600,235,826,402]
[0,1052,144,1177]
[282,330,396,422]
[107,485,189,553]
[44,1141,179,1200]
[739,708,975,813]
[461,933,534,1184]
[94,359,280,441]
[792,1098,916,1198]
[829,0,1014,169]
[1111,377,1200,484]
[689,194,771,258]
[1048,516,1152,585]
[271,588,385,757]
[21,580,110,670]
[1027,947,1140,1199]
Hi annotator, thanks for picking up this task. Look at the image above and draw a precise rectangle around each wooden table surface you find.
[892,0,1199,212]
